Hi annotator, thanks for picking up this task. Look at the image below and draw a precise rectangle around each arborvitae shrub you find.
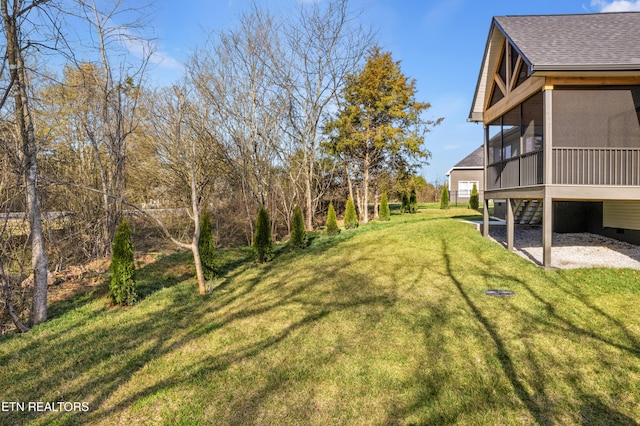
[198,210,217,280]
[469,183,479,210]
[344,196,358,229]
[409,188,418,213]
[379,192,391,221]
[289,205,307,249]
[401,190,410,213]
[110,219,137,306]
[326,202,339,235]
[440,184,450,210]
[253,206,274,262]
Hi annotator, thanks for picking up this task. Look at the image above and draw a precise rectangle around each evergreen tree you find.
[440,184,450,210]
[379,191,391,221]
[253,206,274,262]
[409,188,418,213]
[324,46,441,224]
[326,202,340,235]
[344,196,358,229]
[289,205,307,249]
[110,219,137,306]
[198,210,217,280]
[469,183,479,210]
[401,190,410,214]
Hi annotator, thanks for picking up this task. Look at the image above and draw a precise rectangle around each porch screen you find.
[553,86,640,148]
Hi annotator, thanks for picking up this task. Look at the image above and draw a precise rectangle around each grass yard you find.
[1,208,640,425]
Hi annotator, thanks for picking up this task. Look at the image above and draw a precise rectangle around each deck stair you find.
[514,199,542,225]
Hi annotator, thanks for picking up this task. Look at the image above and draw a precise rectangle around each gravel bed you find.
[487,225,640,269]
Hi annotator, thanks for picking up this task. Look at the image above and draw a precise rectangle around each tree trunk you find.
[305,151,314,231]
[373,187,379,220]
[362,151,370,223]
[2,1,50,325]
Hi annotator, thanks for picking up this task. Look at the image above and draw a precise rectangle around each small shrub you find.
[326,202,340,235]
[289,205,307,249]
[344,196,358,229]
[409,188,418,213]
[110,219,137,306]
[440,184,450,210]
[401,190,410,214]
[469,183,479,210]
[379,192,390,221]
[253,206,274,263]
[198,210,217,280]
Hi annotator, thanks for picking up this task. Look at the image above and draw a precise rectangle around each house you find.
[446,145,484,205]
[468,12,640,268]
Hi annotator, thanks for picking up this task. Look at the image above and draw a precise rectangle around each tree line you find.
[0,0,441,331]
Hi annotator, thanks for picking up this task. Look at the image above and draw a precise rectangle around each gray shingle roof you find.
[494,12,640,71]
[452,145,483,169]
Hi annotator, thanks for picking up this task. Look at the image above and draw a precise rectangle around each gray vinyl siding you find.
[449,168,484,202]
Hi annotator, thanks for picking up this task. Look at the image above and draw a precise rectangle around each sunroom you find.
[469,12,640,268]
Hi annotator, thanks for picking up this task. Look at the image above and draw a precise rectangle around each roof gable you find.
[469,12,640,122]
[494,13,640,72]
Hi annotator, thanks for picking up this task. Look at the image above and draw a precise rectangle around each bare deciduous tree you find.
[1,0,52,326]
[282,0,373,229]
[145,85,220,294]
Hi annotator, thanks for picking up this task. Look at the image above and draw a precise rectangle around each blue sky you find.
[145,0,640,184]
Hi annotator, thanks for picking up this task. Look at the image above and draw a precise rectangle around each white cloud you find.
[591,0,640,12]
[442,144,460,151]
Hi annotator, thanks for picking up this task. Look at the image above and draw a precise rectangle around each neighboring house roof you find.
[446,145,483,176]
[469,12,640,121]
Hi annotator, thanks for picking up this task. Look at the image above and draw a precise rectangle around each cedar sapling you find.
[469,183,479,210]
[290,205,307,249]
[440,184,450,209]
[198,210,217,280]
[344,196,358,229]
[110,219,137,306]
[409,188,418,213]
[379,191,391,221]
[326,202,340,235]
[401,190,410,213]
[253,206,274,262]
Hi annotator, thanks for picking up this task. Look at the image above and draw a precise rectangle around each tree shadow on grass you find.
[580,395,639,425]
[0,237,394,425]
[438,237,554,425]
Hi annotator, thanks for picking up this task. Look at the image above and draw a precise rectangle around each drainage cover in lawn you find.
[484,289,515,297]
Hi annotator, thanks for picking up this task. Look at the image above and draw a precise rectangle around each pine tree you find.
[110,219,137,306]
[253,206,274,262]
[199,210,217,280]
[326,202,340,235]
[409,188,418,213]
[379,192,391,221]
[289,205,307,249]
[469,183,479,210]
[344,196,358,229]
[440,184,450,210]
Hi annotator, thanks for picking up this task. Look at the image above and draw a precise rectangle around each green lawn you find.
[1,208,639,425]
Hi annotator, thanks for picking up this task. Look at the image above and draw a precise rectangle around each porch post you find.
[482,124,489,237]
[506,198,514,251]
[483,198,489,237]
[543,86,554,268]
[543,193,552,268]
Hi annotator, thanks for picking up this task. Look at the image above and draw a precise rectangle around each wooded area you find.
[0,0,441,331]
